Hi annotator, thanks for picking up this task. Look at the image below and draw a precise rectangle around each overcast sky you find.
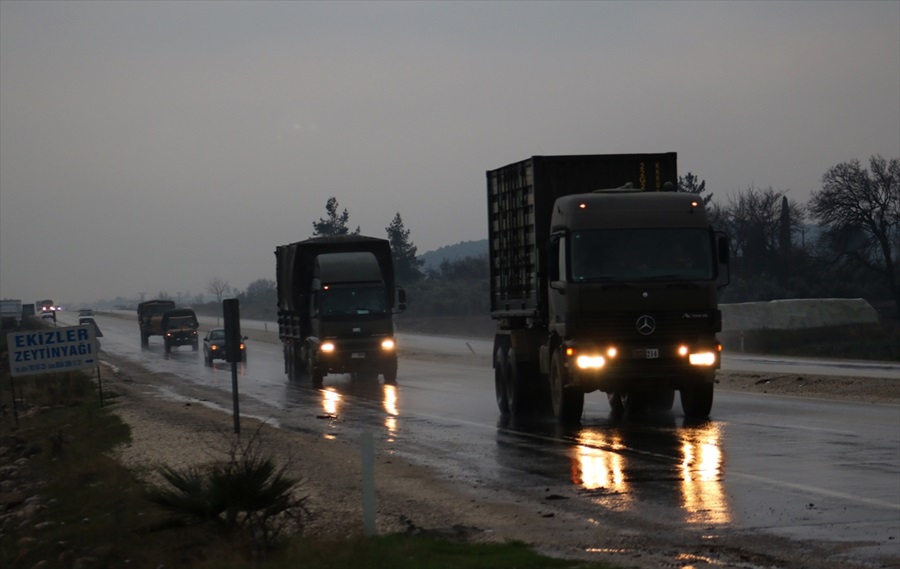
[1,1,898,306]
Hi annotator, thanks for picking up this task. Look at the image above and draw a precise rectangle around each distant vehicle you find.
[202,328,246,366]
[275,235,406,387]
[137,299,176,348]
[79,316,103,338]
[78,309,93,317]
[161,308,199,354]
[41,311,56,325]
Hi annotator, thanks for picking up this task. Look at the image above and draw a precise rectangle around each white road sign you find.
[7,325,99,377]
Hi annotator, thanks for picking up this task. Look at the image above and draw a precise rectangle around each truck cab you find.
[161,308,199,354]
[542,190,729,419]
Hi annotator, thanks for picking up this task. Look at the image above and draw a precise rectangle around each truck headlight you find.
[576,355,606,369]
[689,352,716,366]
[381,338,396,351]
[320,342,335,353]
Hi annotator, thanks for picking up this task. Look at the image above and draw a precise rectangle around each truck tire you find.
[550,351,583,424]
[308,356,323,388]
[494,348,509,414]
[383,360,398,385]
[192,340,199,352]
[141,332,149,349]
[164,340,171,354]
[505,349,530,417]
[680,382,714,419]
[607,391,624,413]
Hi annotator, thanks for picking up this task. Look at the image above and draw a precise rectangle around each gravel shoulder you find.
[101,333,898,568]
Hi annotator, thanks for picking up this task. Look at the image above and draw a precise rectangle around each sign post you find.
[223,299,241,435]
[6,326,102,419]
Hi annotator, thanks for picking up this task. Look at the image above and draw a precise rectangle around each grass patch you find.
[1,356,618,568]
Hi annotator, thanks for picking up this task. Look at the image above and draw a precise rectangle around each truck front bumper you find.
[561,339,720,392]
[313,337,397,375]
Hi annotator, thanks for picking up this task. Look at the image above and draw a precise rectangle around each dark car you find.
[202,328,246,366]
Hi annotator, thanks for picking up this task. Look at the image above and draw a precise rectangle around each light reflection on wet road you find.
[69,312,900,567]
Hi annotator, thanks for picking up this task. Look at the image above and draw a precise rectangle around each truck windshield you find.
[321,286,388,316]
[570,228,714,282]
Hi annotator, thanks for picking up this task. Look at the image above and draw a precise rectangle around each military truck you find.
[276,235,405,387]
[488,154,730,423]
[137,299,176,348]
[161,308,199,354]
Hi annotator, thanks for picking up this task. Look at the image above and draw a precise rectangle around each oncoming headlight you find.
[689,352,717,366]
[576,355,606,369]
[381,338,396,350]
[320,342,335,353]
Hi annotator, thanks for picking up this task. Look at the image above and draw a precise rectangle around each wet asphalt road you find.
[64,312,899,567]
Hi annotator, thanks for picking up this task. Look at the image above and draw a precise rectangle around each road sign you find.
[7,325,99,377]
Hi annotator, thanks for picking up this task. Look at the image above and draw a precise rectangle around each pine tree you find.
[385,212,423,284]
[312,197,360,237]
[678,172,713,206]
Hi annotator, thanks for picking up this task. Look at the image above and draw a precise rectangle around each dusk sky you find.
[2,1,898,306]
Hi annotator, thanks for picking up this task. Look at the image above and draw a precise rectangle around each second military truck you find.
[488,153,730,422]
[276,236,405,387]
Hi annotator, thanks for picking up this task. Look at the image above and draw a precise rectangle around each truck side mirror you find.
[396,287,407,313]
[717,234,730,264]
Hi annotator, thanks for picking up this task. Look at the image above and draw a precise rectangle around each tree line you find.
[185,154,897,321]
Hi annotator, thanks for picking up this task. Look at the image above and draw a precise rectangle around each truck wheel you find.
[308,357,323,388]
[505,349,530,417]
[681,382,714,419]
[204,352,212,366]
[383,360,398,385]
[494,348,509,414]
[192,341,199,352]
[164,340,171,354]
[621,391,647,414]
[550,351,583,424]
[607,391,624,413]
[141,332,149,350]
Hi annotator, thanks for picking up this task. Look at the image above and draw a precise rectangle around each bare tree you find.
[721,185,804,277]
[810,155,900,317]
[207,275,230,304]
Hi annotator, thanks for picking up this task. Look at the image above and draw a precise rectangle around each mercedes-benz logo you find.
[636,315,656,335]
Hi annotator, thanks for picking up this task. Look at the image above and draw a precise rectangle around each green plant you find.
[145,426,310,554]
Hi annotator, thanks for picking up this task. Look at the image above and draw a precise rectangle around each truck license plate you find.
[352,352,366,359]
[645,349,659,359]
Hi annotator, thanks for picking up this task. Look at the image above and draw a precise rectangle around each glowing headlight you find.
[576,355,606,369]
[211,345,218,351]
[320,342,335,353]
[689,352,717,366]
[381,338,396,350]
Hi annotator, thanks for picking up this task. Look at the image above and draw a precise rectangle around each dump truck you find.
[488,153,730,423]
[276,235,406,387]
[137,299,176,348]
[160,308,199,354]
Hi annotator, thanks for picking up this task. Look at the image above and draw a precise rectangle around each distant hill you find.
[419,239,488,270]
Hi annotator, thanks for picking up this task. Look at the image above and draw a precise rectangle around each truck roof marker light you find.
[691,201,699,207]
[579,203,587,209]
[566,347,576,356]
[678,345,689,356]
[606,347,617,358]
